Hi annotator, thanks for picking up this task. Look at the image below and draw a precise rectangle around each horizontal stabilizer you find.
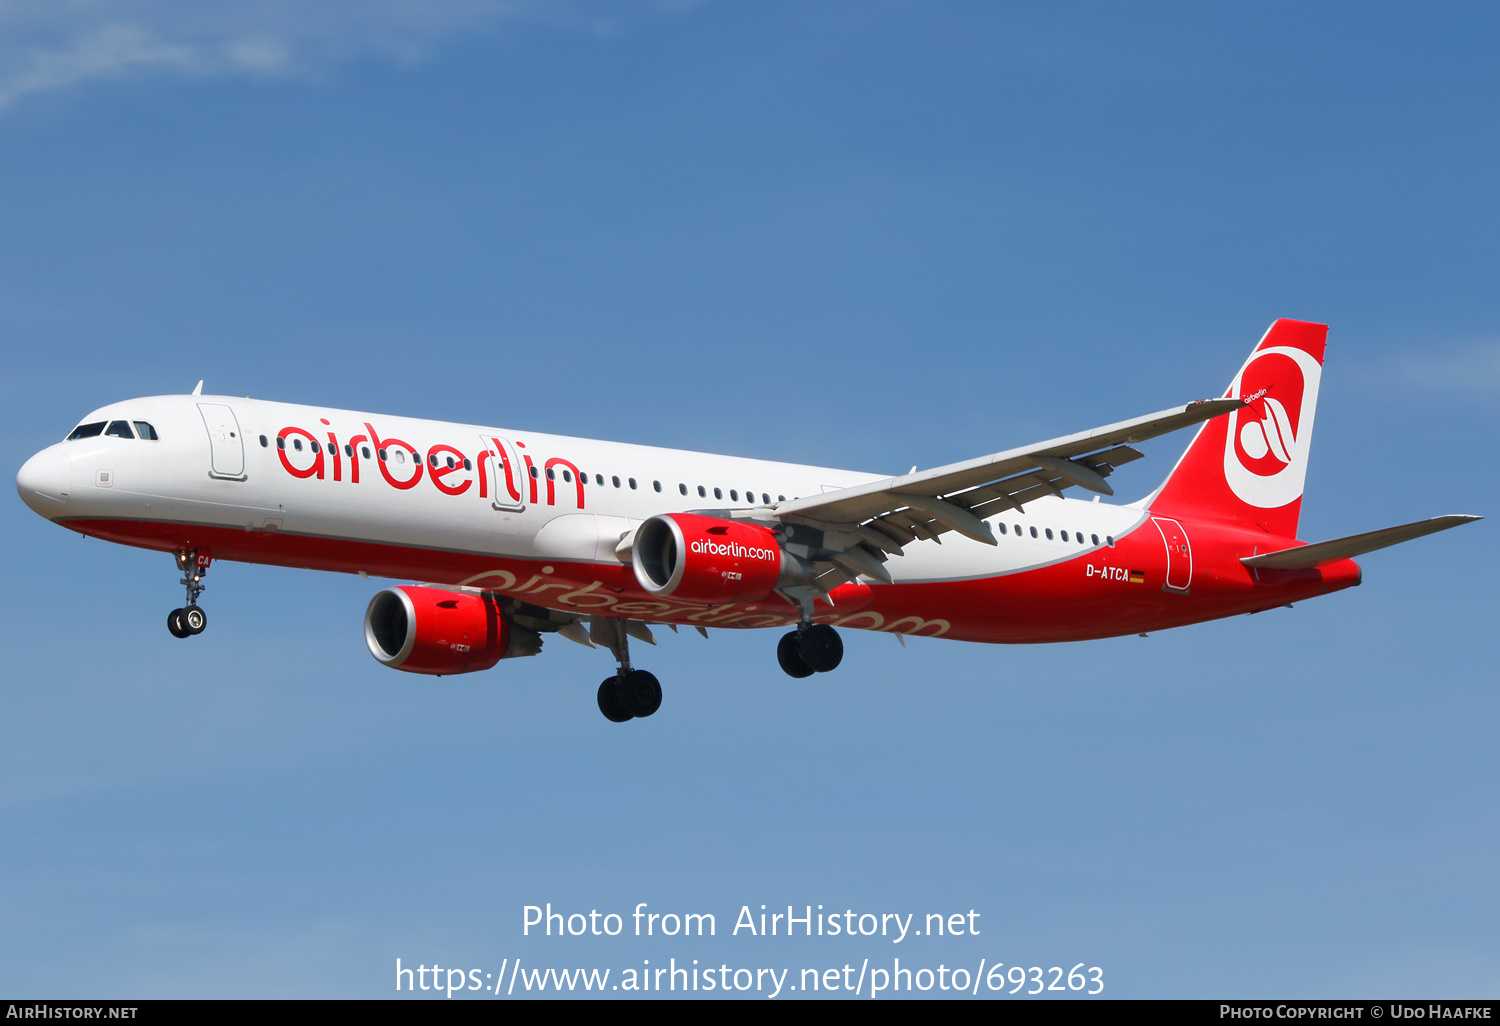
[1241,515,1482,570]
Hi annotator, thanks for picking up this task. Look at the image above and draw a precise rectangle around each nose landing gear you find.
[167,549,210,639]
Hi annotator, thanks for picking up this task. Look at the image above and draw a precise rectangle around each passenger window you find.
[998,523,1007,535]
[1061,530,1069,542]
[134,422,158,440]
[730,489,739,501]
[312,441,321,454]
[1029,526,1038,538]
[105,420,134,439]
[378,448,387,460]
[1091,534,1099,545]
[260,435,269,448]
[68,421,105,440]
[612,476,620,488]
[449,457,458,470]
[653,481,662,492]
[762,493,770,504]
[393,449,404,463]
[778,495,786,502]
[278,437,287,450]
[293,438,304,452]
[1045,528,1053,540]
[713,487,722,499]
[362,447,372,459]
[679,483,687,495]
[561,468,570,481]
[629,478,637,489]
[546,467,555,480]
[596,474,604,485]
[1107,536,1115,547]
[463,459,472,471]
[530,466,539,478]
[698,486,706,497]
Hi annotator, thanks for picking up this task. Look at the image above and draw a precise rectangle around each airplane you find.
[14,319,1480,722]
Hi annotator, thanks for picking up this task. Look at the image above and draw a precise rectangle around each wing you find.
[755,398,1244,593]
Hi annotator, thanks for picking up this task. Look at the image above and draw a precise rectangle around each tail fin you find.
[1149,319,1327,539]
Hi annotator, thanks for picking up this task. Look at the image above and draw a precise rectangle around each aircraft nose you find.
[16,447,72,515]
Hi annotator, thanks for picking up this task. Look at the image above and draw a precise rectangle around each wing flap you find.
[774,399,1240,529]
[1241,515,1482,570]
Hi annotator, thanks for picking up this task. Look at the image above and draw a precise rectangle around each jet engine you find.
[631,513,810,605]
[364,586,541,675]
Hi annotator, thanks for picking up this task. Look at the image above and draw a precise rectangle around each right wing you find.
[752,398,1244,593]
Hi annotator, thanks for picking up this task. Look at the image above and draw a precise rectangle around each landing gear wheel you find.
[777,630,815,678]
[617,670,662,718]
[181,605,207,635]
[167,609,190,639]
[597,677,633,723]
[797,624,843,673]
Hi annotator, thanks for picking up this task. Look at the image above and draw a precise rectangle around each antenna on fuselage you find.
[191,381,203,396]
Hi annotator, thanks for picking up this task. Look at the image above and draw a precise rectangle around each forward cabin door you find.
[479,434,526,512]
[197,403,246,481]
[1151,516,1193,592]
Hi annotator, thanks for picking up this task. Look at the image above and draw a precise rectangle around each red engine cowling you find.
[364,586,540,675]
[631,513,785,604]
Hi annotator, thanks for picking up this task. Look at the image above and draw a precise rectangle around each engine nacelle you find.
[364,586,541,675]
[632,513,799,605]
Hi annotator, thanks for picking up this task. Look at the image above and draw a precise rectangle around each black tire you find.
[617,670,663,718]
[798,623,843,673]
[182,605,208,635]
[167,609,190,639]
[597,677,633,723]
[777,630,815,678]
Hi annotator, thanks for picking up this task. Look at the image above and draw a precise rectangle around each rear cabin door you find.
[197,403,246,480]
[1151,516,1193,592]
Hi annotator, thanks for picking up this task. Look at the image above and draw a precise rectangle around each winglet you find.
[191,380,203,396]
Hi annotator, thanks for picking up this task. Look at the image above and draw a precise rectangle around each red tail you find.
[1150,319,1327,539]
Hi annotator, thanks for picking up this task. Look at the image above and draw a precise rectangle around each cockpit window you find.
[67,421,106,440]
[105,420,135,439]
[134,421,158,440]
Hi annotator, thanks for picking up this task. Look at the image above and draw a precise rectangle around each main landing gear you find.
[777,623,843,677]
[593,619,662,723]
[166,549,210,640]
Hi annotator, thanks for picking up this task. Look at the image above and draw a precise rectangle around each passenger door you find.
[479,434,526,512]
[1151,516,1192,592]
[198,403,246,481]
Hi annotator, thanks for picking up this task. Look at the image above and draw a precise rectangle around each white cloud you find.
[0,0,684,110]
[1391,342,1500,395]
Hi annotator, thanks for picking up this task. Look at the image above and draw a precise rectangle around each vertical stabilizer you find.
[1149,319,1327,539]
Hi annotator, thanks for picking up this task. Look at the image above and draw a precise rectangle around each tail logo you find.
[1221,346,1322,510]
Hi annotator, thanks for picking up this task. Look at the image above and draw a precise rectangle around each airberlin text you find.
[691,539,776,561]
[272,420,580,508]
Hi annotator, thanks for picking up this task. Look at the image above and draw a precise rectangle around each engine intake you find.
[632,513,802,605]
[364,586,541,675]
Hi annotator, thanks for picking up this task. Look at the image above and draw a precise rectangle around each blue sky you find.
[1,1,1496,998]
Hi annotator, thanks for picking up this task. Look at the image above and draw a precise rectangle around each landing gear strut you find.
[592,618,662,722]
[167,549,210,639]
[778,622,843,677]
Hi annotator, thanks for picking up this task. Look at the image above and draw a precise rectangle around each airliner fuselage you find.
[14,320,1477,722]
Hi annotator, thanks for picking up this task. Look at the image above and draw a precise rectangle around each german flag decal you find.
[1129,570,1146,584]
